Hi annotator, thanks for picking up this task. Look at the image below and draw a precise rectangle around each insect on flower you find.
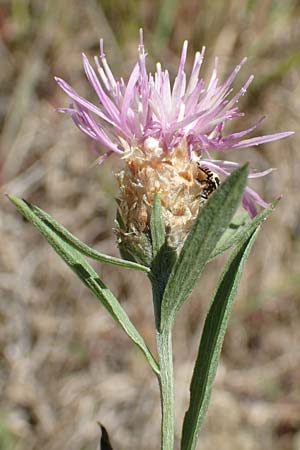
[55,29,293,247]
[195,165,220,202]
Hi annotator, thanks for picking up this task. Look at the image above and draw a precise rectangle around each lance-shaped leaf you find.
[150,193,165,259]
[8,196,159,375]
[149,193,177,329]
[28,203,150,273]
[181,228,259,450]
[160,165,249,329]
[210,212,248,256]
[210,199,279,260]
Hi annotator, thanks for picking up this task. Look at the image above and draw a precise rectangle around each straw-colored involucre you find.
[116,137,220,248]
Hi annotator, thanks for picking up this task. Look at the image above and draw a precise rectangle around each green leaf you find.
[8,196,159,375]
[29,202,150,273]
[149,243,177,331]
[150,193,165,259]
[210,199,279,260]
[160,165,249,329]
[180,229,259,450]
[117,231,153,267]
[149,193,177,330]
[210,212,248,255]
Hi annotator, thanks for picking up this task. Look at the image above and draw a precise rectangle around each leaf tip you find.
[153,191,161,206]
[6,194,19,207]
[239,162,250,177]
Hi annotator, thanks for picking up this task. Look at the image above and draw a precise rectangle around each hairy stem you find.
[156,327,175,450]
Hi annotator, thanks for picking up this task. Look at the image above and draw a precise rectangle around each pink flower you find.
[55,29,293,217]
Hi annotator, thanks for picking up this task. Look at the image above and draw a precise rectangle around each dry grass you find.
[1,1,300,449]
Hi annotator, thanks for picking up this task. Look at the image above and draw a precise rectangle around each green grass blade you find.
[153,0,180,47]
[181,229,259,450]
[29,203,150,273]
[8,195,159,375]
[160,165,249,329]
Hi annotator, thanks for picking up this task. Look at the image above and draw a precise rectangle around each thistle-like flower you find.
[55,30,293,250]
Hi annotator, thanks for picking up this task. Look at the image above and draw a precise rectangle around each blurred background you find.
[0,1,300,449]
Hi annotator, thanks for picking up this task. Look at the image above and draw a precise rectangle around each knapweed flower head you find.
[55,30,293,250]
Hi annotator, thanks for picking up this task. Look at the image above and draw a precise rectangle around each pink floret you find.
[56,29,294,216]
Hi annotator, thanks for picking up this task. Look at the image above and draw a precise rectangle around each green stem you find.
[156,327,175,450]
